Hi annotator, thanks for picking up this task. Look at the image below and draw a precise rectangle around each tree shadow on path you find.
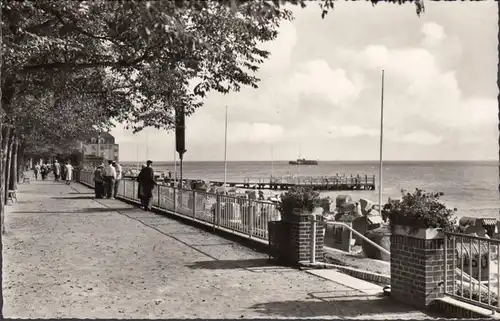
[187,258,295,272]
[12,207,137,214]
[250,292,440,318]
[51,195,96,200]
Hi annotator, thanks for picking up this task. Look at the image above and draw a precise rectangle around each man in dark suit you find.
[137,160,157,211]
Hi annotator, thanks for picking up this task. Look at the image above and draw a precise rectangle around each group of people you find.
[33,164,49,180]
[93,160,123,199]
[94,160,157,211]
[33,160,74,184]
[51,160,74,185]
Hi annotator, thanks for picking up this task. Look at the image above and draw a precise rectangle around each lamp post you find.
[175,106,186,188]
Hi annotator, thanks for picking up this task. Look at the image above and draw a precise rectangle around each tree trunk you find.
[9,140,18,191]
[1,128,11,208]
[17,142,24,184]
[4,132,14,205]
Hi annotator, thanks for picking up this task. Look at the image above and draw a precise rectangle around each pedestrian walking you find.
[103,160,117,199]
[40,164,48,180]
[137,160,157,211]
[64,161,74,185]
[53,160,61,181]
[94,165,105,198]
[61,162,67,181]
[112,161,122,198]
[34,164,40,180]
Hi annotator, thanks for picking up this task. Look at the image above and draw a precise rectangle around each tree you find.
[0,0,295,223]
[2,0,292,128]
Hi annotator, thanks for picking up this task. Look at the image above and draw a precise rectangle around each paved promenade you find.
[2,179,438,319]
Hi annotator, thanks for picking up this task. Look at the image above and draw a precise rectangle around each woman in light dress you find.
[64,161,74,185]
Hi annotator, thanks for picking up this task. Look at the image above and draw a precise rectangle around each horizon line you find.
[120,159,498,163]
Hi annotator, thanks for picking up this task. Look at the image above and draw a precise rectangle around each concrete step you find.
[306,269,384,296]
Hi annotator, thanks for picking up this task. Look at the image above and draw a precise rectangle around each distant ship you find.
[289,158,319,165]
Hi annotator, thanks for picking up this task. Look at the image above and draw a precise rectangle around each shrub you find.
[458,286,499,307]
[277,186,322,219]
[382,188,457,234]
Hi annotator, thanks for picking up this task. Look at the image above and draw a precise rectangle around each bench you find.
[7,190,17,203]
[23,177,31,184]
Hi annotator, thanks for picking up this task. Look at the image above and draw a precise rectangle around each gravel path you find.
[2,180,436,319]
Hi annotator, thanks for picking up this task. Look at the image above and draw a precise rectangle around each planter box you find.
[392,224,443,240]
[390,224,453,309]
[269,211,325,265]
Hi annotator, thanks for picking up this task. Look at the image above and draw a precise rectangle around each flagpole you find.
[378,70,385,213]
[271,146,274,180]
[223,105,228,192]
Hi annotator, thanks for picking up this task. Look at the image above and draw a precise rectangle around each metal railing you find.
[444,232,500,313]
[327,221,391,256]
[79,171,281,242]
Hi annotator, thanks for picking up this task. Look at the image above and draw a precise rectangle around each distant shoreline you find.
[120,160,498,164]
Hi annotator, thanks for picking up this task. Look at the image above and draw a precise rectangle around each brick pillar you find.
[288,213,325,263]
[390,226,454,308]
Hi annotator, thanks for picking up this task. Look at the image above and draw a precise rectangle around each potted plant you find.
[382,188,457,239]
[277,186,323,221]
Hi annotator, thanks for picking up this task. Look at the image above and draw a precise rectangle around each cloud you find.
[421,22,446,47]
[335,42,494,134]
[327,125,378,138]
[360,45,389,69]
[397,130,443,145]
[185,109,284,144]
[259,21,297,73]
[324,124,442,146]
[228,122,284,143]
[286,60,363,107]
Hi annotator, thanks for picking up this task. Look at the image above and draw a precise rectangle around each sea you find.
[121,160,500,220]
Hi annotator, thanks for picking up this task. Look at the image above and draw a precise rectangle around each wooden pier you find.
[208,174,376,191]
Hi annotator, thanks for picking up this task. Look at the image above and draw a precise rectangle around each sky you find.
[111,1,498,162]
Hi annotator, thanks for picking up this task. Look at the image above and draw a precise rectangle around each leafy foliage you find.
[2,0,293,133]
[12,70,122,155]
[171,0,424,18]
[382,188,457,233]
[457,286,499,307]
[277,186,324,219]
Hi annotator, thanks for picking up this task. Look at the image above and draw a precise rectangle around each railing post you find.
[248,200,254,238]
[348,222,353,253]
[173,186,177,213]
[311,214,316,263]
[157,185,161,208]
[132,179,136,201]
[123,178,126,197]
[192,190,196,219]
